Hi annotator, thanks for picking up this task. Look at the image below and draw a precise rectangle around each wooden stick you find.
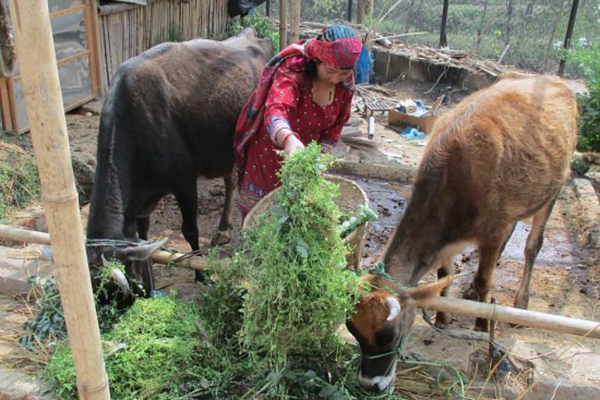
[279,0,287,50]
[420,296,600,340]
[5,224,599,339]
[369,31,429,42]
[289,0,300,44]
[8,2,111,399]
[0,224,223,271]
[152,249,226,271]
[0,224,51,245]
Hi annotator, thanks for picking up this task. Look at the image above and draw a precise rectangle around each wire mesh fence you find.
[252,0,599,77]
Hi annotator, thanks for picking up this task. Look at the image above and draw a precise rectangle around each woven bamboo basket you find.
[243,175,369,269]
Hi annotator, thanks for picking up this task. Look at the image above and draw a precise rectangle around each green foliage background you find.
[567,40,600,152]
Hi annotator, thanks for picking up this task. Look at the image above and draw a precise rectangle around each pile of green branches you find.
[202,143,365,397]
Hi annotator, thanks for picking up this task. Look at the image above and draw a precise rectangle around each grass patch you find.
[0,140,40,222]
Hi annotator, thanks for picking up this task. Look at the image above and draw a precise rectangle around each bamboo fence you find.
[97,0,228,90]
[2,223,600,341]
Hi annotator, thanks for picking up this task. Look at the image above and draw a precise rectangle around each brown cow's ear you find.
[406,275,452,301]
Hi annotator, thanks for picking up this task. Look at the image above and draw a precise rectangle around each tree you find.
[474,0,489,55]
[403,0,416,34]
[357,0,368,24]
[440,0,449,48]
[506,0,515,46]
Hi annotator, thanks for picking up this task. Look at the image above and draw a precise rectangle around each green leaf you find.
[296,244,309,258]
[271,205,289,218]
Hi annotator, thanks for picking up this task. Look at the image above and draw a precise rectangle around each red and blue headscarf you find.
[234,25,362,166]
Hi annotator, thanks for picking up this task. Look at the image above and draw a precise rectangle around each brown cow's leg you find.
[435,259,454,329]
[464,226,513,331]
[211,174,234,246]
[514,198,557,310]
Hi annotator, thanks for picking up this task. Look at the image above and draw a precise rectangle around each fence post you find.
[289,0,300,45]
[347,0,353,22]
[7,1,110,399]
[280,0,287,50]
[558,0,580,77]
[439,0,449,48]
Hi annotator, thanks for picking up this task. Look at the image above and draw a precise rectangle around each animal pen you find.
[1,0,600,399]
[0,0,229,134]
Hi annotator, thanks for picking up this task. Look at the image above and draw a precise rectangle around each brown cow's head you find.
[347,275,452,392]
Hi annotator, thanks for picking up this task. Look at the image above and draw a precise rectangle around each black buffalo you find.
[86,28,272,298]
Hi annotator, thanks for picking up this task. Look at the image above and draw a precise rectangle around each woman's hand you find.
[284,134,305,155]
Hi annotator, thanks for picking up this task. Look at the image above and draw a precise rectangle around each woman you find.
[234,24,363,218]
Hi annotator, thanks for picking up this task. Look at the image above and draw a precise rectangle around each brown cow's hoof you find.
[462,285,478,301]
[513,295,529,310]
[211,230,231,246]
[434,311,451,329]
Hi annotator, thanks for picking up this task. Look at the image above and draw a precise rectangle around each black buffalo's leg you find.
[136,216,150,240]
[211,173,234,245]
[174,186,204,283]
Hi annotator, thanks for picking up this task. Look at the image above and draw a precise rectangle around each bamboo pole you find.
[0,224,218,271]
[0,224,51,245]
[4,221,599,339]
[420,296,600,339]
[279,0,287,50]
[7,1,111,400]
[289,0,300,45]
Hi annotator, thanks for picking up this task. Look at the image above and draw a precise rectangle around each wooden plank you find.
[49,3,86,18]
[86,0,104,96]
[0,78,14,131]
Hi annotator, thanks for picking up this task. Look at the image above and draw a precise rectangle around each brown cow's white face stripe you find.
[358,359,397,392]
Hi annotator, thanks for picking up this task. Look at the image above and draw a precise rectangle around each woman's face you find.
[316,62,353,85]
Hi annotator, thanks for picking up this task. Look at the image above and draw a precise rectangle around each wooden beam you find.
[3,223,600,339]
[7,1,111,399]
[289,0,300,45]
[279,0,287,50]
[419,296,600,339]
[0,224,223,272]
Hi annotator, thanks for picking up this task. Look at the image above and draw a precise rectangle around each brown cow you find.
[347,73,578,392]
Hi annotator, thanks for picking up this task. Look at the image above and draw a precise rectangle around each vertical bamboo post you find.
[439,0,449,48]
[279,0,287,50]
[289,0,300,45]
[558,0,580,76]
[8,1,110,399]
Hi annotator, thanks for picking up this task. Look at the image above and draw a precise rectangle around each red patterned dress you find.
[236,56,353,216]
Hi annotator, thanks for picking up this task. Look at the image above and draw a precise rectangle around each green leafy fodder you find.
[20,261,131,350]
[237,143,363,369]
[228,12,280,52]
[46,295,238,400]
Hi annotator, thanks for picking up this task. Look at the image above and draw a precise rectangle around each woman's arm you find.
[264,67,302,147]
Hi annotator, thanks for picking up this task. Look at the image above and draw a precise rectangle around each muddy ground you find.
[1,78,600,398]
